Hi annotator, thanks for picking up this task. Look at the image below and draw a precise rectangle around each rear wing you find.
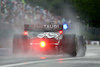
[24,24,63,31]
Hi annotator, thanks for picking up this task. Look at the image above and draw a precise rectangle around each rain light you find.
[63,24,68,30]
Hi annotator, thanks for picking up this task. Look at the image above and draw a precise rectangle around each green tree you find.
[73,0,100,27]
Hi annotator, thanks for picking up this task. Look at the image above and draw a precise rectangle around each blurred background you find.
[0,1,100,67]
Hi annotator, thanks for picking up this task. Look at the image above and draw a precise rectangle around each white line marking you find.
[58,61,100,64]
[85,53,98,57]
[0,57,100,67]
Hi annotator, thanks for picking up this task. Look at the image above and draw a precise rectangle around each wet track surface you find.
[0,45,100,67]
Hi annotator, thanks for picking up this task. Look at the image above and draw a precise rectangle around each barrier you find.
[86,41,100,45]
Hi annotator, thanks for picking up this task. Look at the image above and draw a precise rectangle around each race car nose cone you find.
[40,41,46,48]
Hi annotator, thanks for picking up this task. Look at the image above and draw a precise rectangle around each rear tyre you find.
[13,35,29,55]
[62,34,76,57]
[76,35,86,57]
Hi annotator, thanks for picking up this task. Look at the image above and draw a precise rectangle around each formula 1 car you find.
[13,24,86,57]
